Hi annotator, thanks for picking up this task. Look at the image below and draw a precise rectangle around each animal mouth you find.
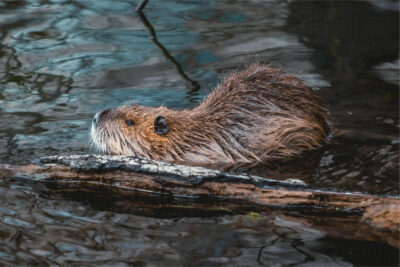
[90,123,109,154]
[90,122,146,157]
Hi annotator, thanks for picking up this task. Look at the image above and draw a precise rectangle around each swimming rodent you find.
[91,64,329,169]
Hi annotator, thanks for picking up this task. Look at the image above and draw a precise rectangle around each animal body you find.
[91,64,328,169]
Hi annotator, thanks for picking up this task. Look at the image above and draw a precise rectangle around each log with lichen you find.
[0,154,399,248]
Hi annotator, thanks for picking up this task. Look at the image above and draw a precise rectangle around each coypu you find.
[91,64,329,169]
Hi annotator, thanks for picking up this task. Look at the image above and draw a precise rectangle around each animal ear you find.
[154,115,168,135]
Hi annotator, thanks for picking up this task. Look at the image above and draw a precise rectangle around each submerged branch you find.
[135,0,149,12]
[137,11,201,99]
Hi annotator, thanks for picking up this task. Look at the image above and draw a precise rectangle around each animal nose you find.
[92,112,100,125]
[92,109,111,125]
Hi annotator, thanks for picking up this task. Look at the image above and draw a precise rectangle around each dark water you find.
[0,0,399,265]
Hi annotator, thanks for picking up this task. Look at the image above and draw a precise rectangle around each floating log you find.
[0,154,399,248]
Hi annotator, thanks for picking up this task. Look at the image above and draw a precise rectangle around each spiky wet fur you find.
[91,64,328,169]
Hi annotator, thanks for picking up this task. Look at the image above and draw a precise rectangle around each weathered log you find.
[1,155,399,248]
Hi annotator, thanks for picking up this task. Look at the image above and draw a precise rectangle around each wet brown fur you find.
[91,64,329,169]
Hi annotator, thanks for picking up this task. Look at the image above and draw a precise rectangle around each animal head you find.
[90,104,174,158]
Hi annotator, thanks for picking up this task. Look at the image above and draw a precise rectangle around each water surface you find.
[0,0,398,265]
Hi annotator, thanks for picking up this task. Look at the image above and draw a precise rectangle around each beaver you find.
[91,64,329,169]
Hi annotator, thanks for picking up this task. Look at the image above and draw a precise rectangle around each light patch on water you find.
[374,58,400,86]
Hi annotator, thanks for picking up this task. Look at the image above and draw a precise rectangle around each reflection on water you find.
[0,178,398,266]
[285,1,399,195]
[0,0,399,265]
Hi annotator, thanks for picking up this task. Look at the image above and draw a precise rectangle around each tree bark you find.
[1,154,399,248]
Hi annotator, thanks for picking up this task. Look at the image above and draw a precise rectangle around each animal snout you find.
[92,109,111,125]
[92,112,100,125]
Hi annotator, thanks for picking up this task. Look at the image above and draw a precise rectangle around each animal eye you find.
[125,119,134,126]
